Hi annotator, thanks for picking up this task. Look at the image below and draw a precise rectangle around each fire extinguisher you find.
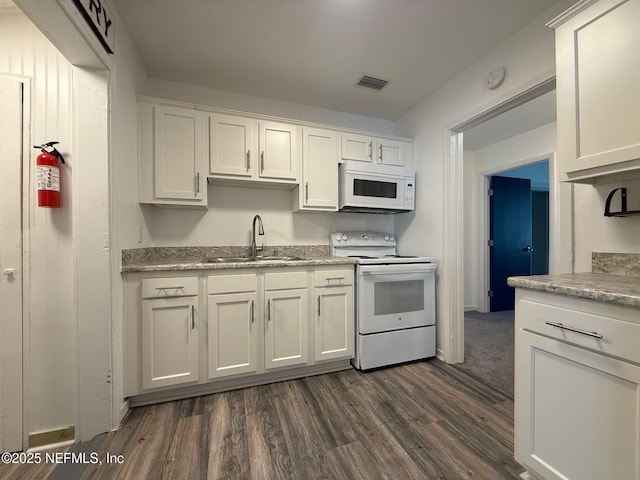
[34,141,65,208]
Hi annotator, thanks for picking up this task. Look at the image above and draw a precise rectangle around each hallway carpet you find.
[454,310,515,399]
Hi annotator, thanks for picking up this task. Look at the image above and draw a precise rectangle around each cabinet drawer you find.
[142,277,198,298]
[314,269,353,287]
[264,271,307,291]
[208,273,257,294]
[519,299,640,364]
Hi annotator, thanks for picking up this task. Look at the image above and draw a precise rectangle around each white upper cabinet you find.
[553,0,640,180]
[138,102,207,207]
[341,132,375,163]
[341,133,411,167]
[295,127,339,212]
[208,113,257,178]
[208,113,300,185]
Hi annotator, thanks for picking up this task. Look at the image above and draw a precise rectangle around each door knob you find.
[522,246,534,253]
[3,268,17,278]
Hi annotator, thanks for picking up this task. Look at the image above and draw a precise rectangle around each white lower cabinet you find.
[126,266,355,400]
[514,290,640,480]
[264,271,309,369]
[141,277,199,390]
[207,273,258,379]
[314,270,354,362]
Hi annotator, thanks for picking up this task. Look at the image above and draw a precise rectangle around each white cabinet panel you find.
[264,289,308,369]
[554,0,640,180]
[376,138,405,167]
[314,285,354,362]
[517,331,640,480]
[142,296,199,390]
[341,133,374,163]
[259,121,300,181]
[208,114,299,185]
[296,127,338,211]
[138,102,206,207]
[208,113,256,178]
[514,289,640,480]
[208,292,258,379]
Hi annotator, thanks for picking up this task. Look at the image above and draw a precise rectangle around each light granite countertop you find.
[507,273,640,309]
[121,245,356,273]
[122,255,356,273]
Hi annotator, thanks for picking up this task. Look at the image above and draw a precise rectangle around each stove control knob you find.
[384,235,390,241]
[362,234,369,241]
[342,234,348,241]
[334,234,342,242]
[390,235,395,242]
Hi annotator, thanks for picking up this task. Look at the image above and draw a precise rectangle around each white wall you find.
[7,0,148,442]
[394,0,575,361]
[463,122,557,311]
[574,175,640,272]
[0,12,77,441]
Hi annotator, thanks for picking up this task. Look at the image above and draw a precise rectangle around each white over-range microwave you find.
[338,160,416,214]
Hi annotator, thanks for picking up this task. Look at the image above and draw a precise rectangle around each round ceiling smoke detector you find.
[485,67,506,90]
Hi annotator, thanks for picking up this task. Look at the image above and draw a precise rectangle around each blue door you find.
[489,176,532,311]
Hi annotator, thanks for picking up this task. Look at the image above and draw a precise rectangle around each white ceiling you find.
[463,90,557,150]
[110,0,560,120]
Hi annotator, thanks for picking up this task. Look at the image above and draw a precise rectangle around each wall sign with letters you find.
[71,0,115,54]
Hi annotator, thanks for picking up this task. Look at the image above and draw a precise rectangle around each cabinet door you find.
[314,285,354,362]
[264,289,308,369]
[208,292,258,379]
[515,331,640,480]
[376,139,406,167]
[341,133,374,162]
[556,0,640,177]
[208,113,257,178]
[153,105,205,202]
[301,127,338,210]
[258,121,300,181]
[142,296,199,389]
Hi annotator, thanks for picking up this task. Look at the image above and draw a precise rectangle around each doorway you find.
[488,160,550,312]
[0,74,26,452]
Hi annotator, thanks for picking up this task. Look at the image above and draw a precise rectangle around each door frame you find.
[446,76,560,363]
[480,155,553,312]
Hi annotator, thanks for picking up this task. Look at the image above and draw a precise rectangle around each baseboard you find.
[464,305,479,312]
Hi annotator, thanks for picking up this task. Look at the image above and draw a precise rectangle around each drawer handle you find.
[267,299,271,323]
[325,276,345,284]
[191,305,196,330]
[545,321,603,340]
[156,286,184,290]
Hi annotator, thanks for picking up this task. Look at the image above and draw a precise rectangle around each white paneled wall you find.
[0,13,77,441]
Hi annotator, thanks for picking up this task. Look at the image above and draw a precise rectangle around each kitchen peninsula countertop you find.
[121,245,356,273]
[508,253,640,308]
[507,272,640,309]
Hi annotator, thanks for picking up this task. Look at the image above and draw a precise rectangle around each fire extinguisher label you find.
[36,165,60,191]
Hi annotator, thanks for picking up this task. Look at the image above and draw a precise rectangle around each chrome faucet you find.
[250,214,264,258]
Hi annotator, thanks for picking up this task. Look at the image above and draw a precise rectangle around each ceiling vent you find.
[356,75,389,91]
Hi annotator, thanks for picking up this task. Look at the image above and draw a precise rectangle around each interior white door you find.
[0,75,24,453]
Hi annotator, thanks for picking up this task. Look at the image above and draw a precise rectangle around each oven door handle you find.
[359,264,436,275]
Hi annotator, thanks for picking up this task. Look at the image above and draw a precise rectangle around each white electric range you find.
[331,232,437,370]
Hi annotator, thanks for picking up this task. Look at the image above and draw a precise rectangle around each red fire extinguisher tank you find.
[34,142,65,208]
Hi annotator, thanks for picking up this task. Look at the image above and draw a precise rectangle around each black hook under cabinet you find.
[604,187,640,217]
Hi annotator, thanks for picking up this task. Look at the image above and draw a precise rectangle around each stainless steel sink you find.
[203,256,308,263]
[204,257,255,263]
[255,256,308,261]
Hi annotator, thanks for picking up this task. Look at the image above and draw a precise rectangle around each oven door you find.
[357,264,436,334]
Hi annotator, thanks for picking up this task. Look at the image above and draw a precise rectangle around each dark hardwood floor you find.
[1,359,524,480]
